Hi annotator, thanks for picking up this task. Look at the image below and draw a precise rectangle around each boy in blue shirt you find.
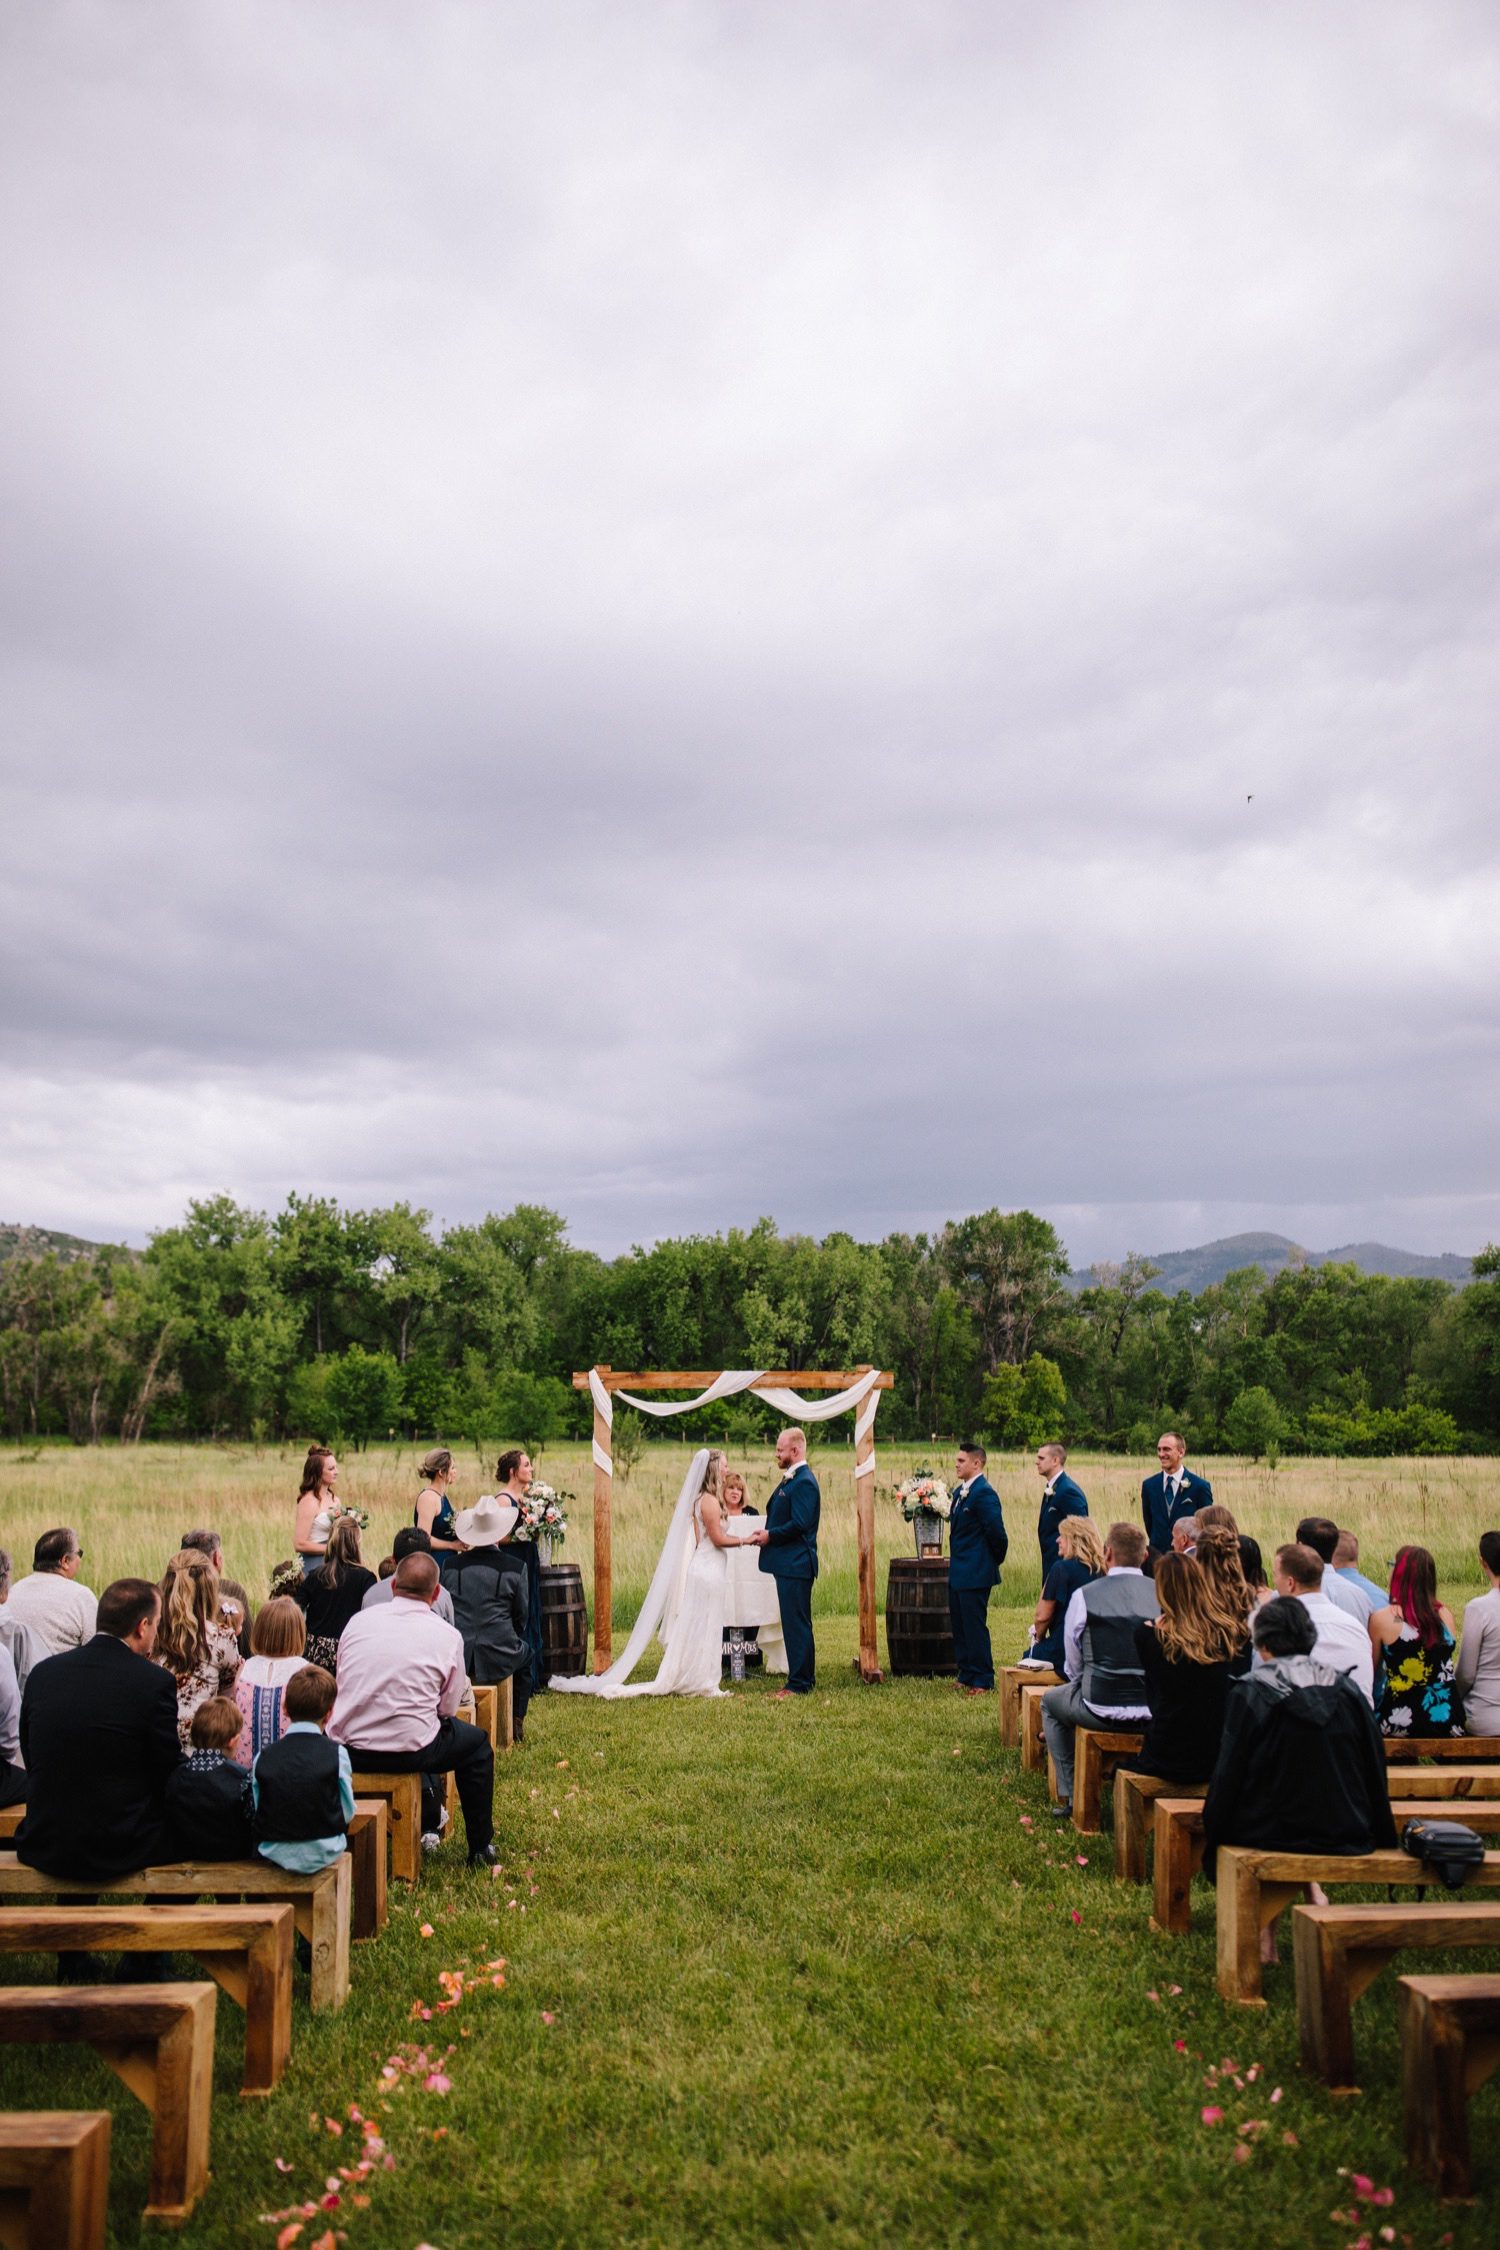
[250,1665,353,1872]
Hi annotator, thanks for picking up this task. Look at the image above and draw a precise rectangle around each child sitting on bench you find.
[165,1695,254,1860]
[250,1664,354,1872]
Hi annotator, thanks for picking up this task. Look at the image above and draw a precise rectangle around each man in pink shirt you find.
[330,1554,496,1866]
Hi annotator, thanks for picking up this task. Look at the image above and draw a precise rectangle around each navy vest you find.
[254,1731,344,1843]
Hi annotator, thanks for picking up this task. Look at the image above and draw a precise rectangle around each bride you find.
[551,1448,741,1699]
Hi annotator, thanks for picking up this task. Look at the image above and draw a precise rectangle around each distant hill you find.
[1066,1232,1475,1295]
[0,1222,117,1267]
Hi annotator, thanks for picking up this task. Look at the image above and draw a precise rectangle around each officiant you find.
[721,1472,787,1676]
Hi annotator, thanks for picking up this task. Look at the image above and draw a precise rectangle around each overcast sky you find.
[2,1,1497,1268]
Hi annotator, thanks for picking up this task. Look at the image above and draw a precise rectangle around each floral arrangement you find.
[515,1481,571,1545]
[316,1499,371,1535]
[896,1469,952,1522]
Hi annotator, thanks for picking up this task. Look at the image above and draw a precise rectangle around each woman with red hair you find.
[1370,1545,1462,1737]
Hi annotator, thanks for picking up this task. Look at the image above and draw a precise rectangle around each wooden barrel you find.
[539,1562,590,1677]
[885,1557,956,1677]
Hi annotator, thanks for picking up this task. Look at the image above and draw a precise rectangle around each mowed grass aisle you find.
[2,1616,1494,2248]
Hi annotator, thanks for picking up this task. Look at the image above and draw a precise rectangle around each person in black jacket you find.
[18,1577,183,1883]
[440,1498,532,1737]
[165,1696,253,1861]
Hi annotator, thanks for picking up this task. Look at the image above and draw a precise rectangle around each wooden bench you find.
[348,1801,387,1940]
[474,1678,515,1751]
[1385,1736,1500,1763]
[0,1903,292,2098]
[0,2111,110,2250]
[1292,1901,1500,2091]
[999,1666,1059,1748]
[0,1985,215,2222]
[0,1811,21,1844]
[0,1854,350,2015]
[1216,1843,1500,2007]
[1116,1773,1206,1883]
[348,1773,422,1883]
[1399,1972,1500,2199]
[1073,1728,1145,1834]
[1018,1686,1049,1775]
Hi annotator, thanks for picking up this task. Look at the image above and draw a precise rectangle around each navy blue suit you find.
[758,1462,819,1693]
[947,1474,1009,1689]
[1037,1471,1088,1580]
[1141,1467,1213,1557]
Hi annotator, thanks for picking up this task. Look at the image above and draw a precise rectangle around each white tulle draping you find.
[587,1365,882,1481]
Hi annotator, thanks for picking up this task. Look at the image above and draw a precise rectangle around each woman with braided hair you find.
[1125,1535,1253,1786]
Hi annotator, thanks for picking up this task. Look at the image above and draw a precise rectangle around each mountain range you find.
[1064,1231,1476,1295]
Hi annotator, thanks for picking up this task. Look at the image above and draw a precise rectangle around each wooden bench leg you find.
[291,1855,351,2014]
[1020,1692,1046,1774]
[1293,1919,1395,2092]
[0,2112,111,2250]
[1116,1775,1160,1884]
[1150,1807,1203,1937]
[1402,1981,1470,2198]
[195,1917,292,2098]
[94,1987,216,2222]
[1216,1851,1299,2007]
[495,1675,515,1751]
[349,1802,388,1941]
[1074,1734,1104,1834]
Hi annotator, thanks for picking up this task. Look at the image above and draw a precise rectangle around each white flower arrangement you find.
[896,1470,952,1523]
[515,1480,570,1544]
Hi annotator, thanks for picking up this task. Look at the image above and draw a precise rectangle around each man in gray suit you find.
[1042,1521,1159,1819]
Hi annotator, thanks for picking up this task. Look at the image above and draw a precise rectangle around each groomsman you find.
[752,1430,820,1698]
[1141,1431,1213,1560]
[1036,1443,1088,1580]
[947,1444,1009,1694]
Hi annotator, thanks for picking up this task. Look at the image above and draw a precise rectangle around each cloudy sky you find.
[2,1,1497,1267]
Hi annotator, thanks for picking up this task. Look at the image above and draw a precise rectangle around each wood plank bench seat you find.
[1385,1736,1500,1763]
[1399,1972,1500,2199]
[0,1854,350,2015]
[999,1666,1059,1748]
[0,1904,292,2098]
[1292,1901,1500,2091]
[0,1984,215,2222]
[0,2110,110,2250]
[1216,1843,1500,2007]
[1072,1728,1145,1835]
[348,1774,422,1884]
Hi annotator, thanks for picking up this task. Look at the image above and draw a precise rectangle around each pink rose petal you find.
[1201,2107,1224,2126]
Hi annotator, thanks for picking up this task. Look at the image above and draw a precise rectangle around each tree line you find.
[1,1196,1496,1455]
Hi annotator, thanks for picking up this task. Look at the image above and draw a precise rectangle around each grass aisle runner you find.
[0,1616,1492,2247]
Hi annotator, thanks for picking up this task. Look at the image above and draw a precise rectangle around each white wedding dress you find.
[550,1448,731,1700]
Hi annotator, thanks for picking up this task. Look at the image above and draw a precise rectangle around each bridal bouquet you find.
[515,1481,571,1547]
[896,1470,952,1522]
[321,1500,371,1534]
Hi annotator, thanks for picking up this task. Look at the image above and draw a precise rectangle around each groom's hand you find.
[748,1530,770,1547]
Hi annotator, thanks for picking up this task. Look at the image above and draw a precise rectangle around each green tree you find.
[1224,1384,1284,1460]
[324,1345,404,1451]
[940,1210,1070,1371]
[980,1352,1068,1449]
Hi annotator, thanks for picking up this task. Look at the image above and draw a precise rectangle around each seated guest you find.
[360,1526,457,1624]
[294,1518,377,1672]
[0,1638,25,1809]
[439,1498,532,1738]
[1203,1596,1396,1958]
[1273,1542,1374,1702]
[166,1697,254,1859]
[0,1549,37,1694]
[1194,1524,1257,1638]
[7,1528,97,1658]
[1041,1522,1159,1820]
[1456,1530,1500,1736]
[1296,1516,1371,1621]
[18,1578,183,1881]
[156,1549,242,1750]
[1024,1516,1104,1670]
[231,1597,309,1770]
[1169,1518,1197,1557]
[1370,1544,1462,1737]
[1194,1504,1240,1539]
[1333,1528,1387,1612]
[251,1665,353,1872]
[1126,1545,1252,1785]
[330,1554,497,1866]
[1238,1535,1272,1608]
[268,1557,306,1604]
[179,1528,253,1656]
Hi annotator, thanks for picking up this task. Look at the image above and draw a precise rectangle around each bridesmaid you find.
[293,1446,339,1576]
[413,1448,462,1553]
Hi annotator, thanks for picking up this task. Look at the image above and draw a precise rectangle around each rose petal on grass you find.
[1201,2107,1224,2126]
[1232,2143,1251,2164]
[541,2011,555,2025]
[275,2157,294,2173]
[1069,1909,1082,1926]
[275,2228,303,2250]
[1270,2087,1283,2104]
[419,1924,434,1938]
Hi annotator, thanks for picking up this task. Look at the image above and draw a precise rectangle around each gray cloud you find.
[2,1,1497,1267]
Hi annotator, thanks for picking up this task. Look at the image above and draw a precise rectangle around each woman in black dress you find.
[1128,1536,1253,1784]
[294,1517,377,1674]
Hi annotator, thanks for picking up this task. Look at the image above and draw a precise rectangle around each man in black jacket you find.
[18,1577,183,1882]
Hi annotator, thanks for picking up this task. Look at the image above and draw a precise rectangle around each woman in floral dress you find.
[1370,1544,1463,1737]
[155,1550,243,1751]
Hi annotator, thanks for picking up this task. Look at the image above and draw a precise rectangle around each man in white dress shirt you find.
[1274,1543,1375,1703]
[1295,1517,1372,1621]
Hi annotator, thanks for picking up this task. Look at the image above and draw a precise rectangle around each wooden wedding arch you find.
[571,1365,895,1683]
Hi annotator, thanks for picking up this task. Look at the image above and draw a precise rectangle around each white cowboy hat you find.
[454,1495,519,1548]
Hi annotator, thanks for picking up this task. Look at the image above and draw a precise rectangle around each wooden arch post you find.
[571,1366,892,1682]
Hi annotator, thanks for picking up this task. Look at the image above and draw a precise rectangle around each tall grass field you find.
[0,1443,1496,2247]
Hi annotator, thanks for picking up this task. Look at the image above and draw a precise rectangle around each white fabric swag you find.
[588,1365,882,1481]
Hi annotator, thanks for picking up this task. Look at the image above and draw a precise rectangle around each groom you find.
[751,1428,819,1698]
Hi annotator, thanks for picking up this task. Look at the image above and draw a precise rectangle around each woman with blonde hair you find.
[231,1597,308,1769]
[1193,1525,1257,1639]
[1126,1550,1252,1785]
[156,1550,242,1752]
[1024,1514,1105,1671]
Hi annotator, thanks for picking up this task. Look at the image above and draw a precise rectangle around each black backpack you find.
[1402,1818,1488,1892]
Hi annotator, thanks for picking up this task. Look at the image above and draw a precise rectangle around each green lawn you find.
[0,1610,1492,2248]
